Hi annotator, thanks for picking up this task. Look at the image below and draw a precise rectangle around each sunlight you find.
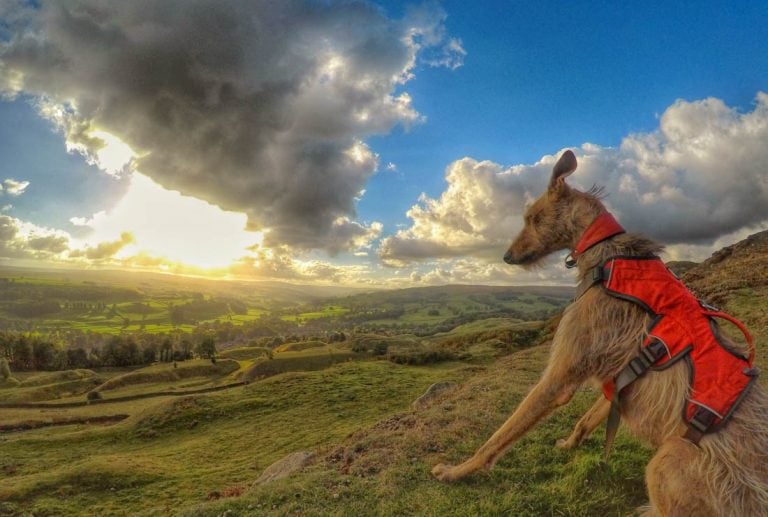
[72,173,261,270]
[89,130,136,175]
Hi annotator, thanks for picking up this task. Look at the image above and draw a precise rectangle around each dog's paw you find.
[431,463,458,482]
[555,438,571,449]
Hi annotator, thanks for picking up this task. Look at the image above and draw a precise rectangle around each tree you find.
[0,357,10,380]
[12,337,33,370]
[142,343,157,364]
[160,337,174,362]
[196,337,217,360]
[32,340,56,370]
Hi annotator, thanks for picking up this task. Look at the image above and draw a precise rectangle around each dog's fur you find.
[431,150,768,516]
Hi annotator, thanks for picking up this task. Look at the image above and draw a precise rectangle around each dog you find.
[431,150,768,516]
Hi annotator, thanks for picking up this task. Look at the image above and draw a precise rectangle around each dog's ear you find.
[549,150,577,191]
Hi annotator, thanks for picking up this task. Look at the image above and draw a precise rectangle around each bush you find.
[0,376,20,388]
[87,390,103,401]
[0,358,10,380]
[372,342,388,356]
[387,346,457,365]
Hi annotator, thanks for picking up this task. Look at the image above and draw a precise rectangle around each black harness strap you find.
[602,340,669,459]
[574,265,606,301]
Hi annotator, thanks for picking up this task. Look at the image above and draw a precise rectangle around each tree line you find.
[0,332,217,372]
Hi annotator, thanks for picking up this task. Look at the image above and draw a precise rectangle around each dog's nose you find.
[503,251,515,264]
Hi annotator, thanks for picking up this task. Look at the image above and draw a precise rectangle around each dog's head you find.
[503,150,601,267]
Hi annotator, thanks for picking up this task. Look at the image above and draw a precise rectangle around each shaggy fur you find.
[431,150,768,516]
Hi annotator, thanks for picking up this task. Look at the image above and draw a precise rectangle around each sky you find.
[0,0,767,287]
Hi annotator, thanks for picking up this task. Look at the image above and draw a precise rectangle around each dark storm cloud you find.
[0,0,464,252]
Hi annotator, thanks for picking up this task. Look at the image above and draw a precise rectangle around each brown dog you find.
[432,150,768,516]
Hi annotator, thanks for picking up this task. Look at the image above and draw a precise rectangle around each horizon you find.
[1,1,767,287]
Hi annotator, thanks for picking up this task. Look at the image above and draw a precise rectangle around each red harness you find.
[572,212,759,446]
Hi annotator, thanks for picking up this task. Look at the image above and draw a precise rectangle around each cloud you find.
[381,93,768,264]
[412,257,572,286]
[1,0,464,253]
[2,178,29,196]
[229,246,370,284]
[27,234,69,254]
[0,214,71,259]
[69,232,134,260]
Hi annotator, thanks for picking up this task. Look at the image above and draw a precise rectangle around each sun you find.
[89,130,137,175]
[73,173,262,270]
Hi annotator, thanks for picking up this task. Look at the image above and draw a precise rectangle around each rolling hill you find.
[0,231,764,515]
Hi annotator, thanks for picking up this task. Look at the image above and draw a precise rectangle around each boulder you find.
[412,381,457,410]
[253,451,314,486]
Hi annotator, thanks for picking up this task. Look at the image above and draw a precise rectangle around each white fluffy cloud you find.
[2,179,29,196]
[381,93,768,265]
[0,0,464,253]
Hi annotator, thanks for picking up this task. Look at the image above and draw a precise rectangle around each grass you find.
[93,359,241,393]
[282,305,350,322]
[189,347,650,517]
[219,346,271,360]
[0,360,466,515]
[243,347,363,380]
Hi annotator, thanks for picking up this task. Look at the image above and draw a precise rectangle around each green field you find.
[0,267,570,337]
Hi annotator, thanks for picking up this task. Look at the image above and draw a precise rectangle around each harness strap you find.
[574,265,606,301]
[682,406,718,444]
[702,309,755,363]
[603,339,668,459]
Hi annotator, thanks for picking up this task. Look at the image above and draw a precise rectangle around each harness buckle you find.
[628,356,651,377]
[591,266,605,282]
[641,339,667,364]
[689,406,717,434]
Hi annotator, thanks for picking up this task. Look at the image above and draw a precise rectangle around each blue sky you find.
[361,1,768,227]
[1,1,767,285]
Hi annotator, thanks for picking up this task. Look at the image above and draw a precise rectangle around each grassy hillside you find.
[0,233,764,515]
[0,360,470,515]
[682,229,768,340]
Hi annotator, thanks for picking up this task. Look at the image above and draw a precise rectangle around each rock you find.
[412,381,457,410]
[253,451,314,486]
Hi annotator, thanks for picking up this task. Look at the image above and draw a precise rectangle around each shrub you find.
[0,376,20,388]
[87,390,103,401]
[387,346,457,365]
[0,358,10,380]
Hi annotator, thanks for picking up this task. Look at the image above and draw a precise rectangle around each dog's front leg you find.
[556,395,610,450]
[432,369,581,482]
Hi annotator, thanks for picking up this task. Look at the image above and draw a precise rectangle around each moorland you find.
[0,230,766,516]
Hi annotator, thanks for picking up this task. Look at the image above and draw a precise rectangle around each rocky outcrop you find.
[253,451,314,486]
[412,381,457,410]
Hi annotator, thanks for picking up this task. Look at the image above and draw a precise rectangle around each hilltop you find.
[682,230,768,305]
[682,230,768,334]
